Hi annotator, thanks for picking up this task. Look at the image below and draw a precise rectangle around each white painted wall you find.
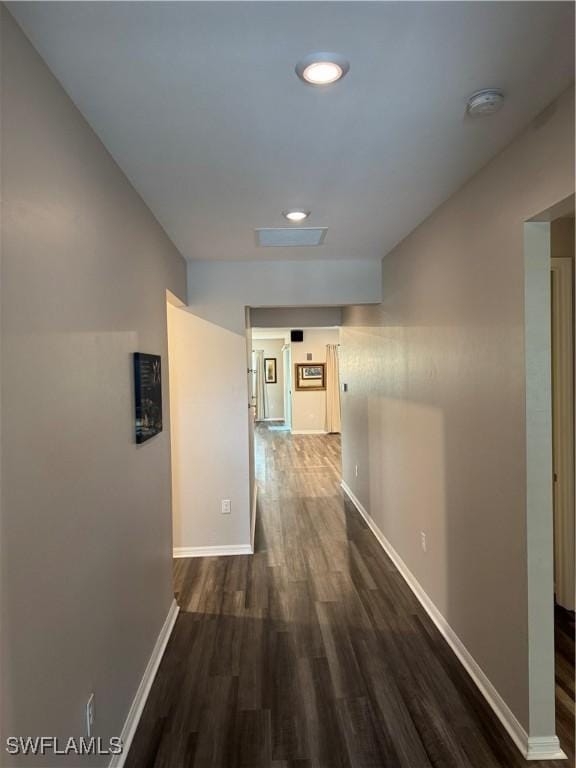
[291,329,340,434]
[1,9,187,759]
[340,87,574,745]
[253,338,285,420]
[167,304,251,553]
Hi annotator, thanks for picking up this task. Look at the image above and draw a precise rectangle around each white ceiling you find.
[9,1,574,262]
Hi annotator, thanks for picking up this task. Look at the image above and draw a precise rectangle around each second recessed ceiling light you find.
[295,53,350,85]
[284,210,310,222]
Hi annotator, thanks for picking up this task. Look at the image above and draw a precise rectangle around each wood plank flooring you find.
[126,425,574,768]
[555,605,575,761]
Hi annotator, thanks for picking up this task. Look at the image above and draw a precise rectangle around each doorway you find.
[250,326,341,435]
[251,330,288,426]
[551,243,574,612]
[248,324,342,551]
[550,216,575,759]
[523,200,575,761]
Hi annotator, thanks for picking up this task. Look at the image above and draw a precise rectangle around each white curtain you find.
[254,350,269,421]
[325,344,341,434]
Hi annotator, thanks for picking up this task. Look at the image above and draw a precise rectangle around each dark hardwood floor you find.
[555,604,575,762]
[126,425,574,767]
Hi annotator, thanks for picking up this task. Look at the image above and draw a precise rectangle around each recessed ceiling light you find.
[467,89,505,117]
[295,53,350,86]
[283,210,310,222]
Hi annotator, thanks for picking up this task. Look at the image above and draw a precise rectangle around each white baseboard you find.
[110,599,179,768]
[251,481,258,553]
[526,737,567,761]
[290,429,327,435]
[173,544,253,558]
[340,481,566,763]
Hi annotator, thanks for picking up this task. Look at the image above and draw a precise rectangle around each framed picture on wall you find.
[264,357,277,384]
[295,363,326,391]
[133,352,162,443]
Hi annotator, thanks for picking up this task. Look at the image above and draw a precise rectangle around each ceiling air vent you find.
[255,227,327,247]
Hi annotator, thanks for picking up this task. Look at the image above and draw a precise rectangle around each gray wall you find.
[187,259,381,333]
[340,86,574,733]
[251,306,343,328]
[1,9,186,764]
[551,216,575,260]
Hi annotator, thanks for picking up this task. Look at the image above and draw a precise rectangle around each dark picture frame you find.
[133,352,162,443]
[295,362,326,391]
[264,357,277,384]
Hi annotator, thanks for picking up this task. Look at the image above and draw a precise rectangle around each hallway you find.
[125,426,571,767]
[1,3,573,763]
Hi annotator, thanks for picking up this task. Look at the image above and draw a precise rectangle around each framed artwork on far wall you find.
[264,357,277,384]
[295,362,326,391]
[133,352,162,444]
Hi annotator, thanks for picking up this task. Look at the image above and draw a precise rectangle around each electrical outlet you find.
[221,499,231,515]
[86,693,95,738]
[354,464,358,478]
[421,532,427,553]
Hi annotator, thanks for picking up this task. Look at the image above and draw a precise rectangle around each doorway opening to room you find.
[250,326,342,437]
[550,214,575,757]
[251,330,292,432]
[524,198,575,762]
[249,325,343,549]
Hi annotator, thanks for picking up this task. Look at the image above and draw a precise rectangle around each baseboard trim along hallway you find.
[251,481,258,553]
[110,599,180,768]
[173,544,253,558]
[526,738,569,762]
[340,481,567,762]
[290,429,327,435]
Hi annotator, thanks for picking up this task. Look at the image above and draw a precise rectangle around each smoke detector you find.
[467,89,505,117]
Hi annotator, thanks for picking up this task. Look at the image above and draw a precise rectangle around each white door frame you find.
[282,344,292,430]
[551,257,575,610]
[245,314,257,553]
[522,222,564,759]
